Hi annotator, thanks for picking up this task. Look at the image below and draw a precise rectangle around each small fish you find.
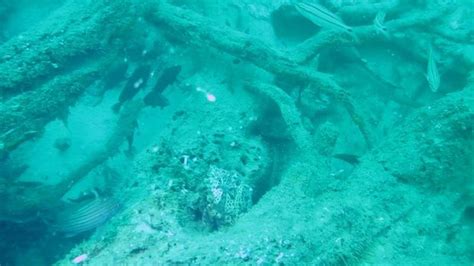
[426,45,440,93]
[48,197,121,237]
[125,120,138,157]
[112,64,152,113]
[295,2,352,33]
[373,12,389,38]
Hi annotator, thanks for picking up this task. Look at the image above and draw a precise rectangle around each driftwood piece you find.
[147,2,373,148]
[244,82,335,196]
[0,100,143,222]
[0,0,137,97]
[245,82,314,154]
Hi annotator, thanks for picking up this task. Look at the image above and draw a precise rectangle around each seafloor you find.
[0,0,473,265]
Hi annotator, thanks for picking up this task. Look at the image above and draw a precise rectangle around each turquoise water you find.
[0,0,473,265]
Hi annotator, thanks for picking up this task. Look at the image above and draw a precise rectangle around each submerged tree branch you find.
[245,82,314,154]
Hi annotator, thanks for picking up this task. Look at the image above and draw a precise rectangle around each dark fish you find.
[151,65,181,94]
[0,161,28,180]
[333,153,360,165]
[103,61,129,89]
[112,64,151,113]
[143,65,180,108]
[48,197,121,237]
[0,149,9,162]
[125,120,138,157]
[54,137,71,152]
[143,91,169,108]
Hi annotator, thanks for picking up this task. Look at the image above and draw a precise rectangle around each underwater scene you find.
[0,0,473,265]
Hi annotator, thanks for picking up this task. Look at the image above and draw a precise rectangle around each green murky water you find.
[0,0,473,265]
